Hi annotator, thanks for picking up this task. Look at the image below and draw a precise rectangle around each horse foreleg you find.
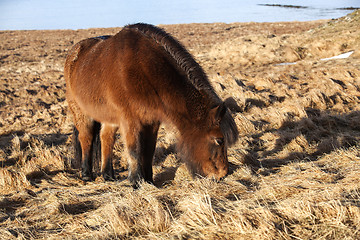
[100,124,118,180]
[125,122,160,188]
[138,122,160,183]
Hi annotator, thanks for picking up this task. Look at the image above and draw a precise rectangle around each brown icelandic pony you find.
[64,23,238,187]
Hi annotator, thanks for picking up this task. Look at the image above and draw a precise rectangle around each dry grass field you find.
[1,10,360,239]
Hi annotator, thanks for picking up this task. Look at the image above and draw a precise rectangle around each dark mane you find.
[124,23,238,146]
[124,23,220,103]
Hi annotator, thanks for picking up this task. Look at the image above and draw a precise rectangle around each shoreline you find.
[1,19,328,32]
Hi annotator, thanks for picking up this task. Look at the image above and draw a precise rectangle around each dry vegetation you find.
[1,10,360,239]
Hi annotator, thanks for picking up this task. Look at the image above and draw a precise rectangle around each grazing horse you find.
[64,23,238,187]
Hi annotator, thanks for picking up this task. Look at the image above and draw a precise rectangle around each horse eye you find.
[215,138,224,146]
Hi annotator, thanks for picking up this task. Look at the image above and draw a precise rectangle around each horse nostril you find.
[213,175,226,182]
[219,167,228,181]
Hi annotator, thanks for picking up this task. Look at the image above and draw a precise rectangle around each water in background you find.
[0,0,359,30]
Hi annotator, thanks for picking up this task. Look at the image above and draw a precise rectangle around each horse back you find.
[65,29,183,125]
[65,36,110,80]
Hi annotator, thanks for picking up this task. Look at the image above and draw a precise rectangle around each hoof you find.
[129,176,142,189]
[102,173,115,181]
[129,173,143,189]
[81,173,94,182]
[131,181,142,189]
[130,179,153,189]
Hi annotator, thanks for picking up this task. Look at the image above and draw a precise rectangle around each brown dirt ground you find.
[1,10,360,239]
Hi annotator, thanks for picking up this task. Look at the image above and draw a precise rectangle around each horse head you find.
[181,102,237,180]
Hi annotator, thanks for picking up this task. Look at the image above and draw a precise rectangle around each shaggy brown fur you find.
[64,23,238,186]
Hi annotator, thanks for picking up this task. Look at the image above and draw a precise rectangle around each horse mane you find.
[124,23,238,145]
[124,23,218,100]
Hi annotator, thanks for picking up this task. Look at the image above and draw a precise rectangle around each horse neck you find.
[168,97,210,141]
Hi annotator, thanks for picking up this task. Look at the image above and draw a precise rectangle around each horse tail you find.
[71,121,102,171]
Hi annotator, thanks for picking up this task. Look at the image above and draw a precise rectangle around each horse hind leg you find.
[72,126,82,169]
[126,122,160,188]
[69,100,101,181]
[76,119,101,181]
[100,124,118,180]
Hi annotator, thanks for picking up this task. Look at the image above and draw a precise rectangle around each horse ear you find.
[210,102,227,125]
